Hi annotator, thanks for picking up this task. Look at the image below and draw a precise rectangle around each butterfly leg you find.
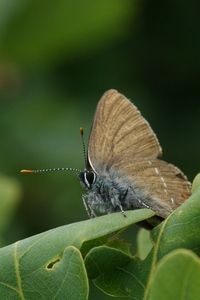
[119,205,127,217]
[118,189,128,217]
[82,195,96,218]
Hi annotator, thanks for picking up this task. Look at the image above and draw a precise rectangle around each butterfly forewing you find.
[88,89,162,173]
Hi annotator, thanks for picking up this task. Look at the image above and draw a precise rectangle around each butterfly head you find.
[79,169,97,190]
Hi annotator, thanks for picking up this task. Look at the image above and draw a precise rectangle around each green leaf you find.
[191,173,200,193]
[85,244,153,299]
[137,228,153,260]
[151,183,200,259]
[0,209,154,299]
[85,246,131,297]
[0,245,88,300]
[85,246,131,279]
[149,249,200,300]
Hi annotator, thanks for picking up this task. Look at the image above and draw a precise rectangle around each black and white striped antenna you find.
[79,127,88,169]
[20,166,81,174]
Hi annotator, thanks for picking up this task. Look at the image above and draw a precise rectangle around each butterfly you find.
[78,89,191,224]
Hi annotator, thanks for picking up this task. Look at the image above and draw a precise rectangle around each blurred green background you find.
[0,0,199,247]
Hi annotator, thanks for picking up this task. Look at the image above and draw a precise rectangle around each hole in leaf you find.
[46,258,61,269]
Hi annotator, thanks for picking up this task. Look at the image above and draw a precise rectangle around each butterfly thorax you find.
[79,167,159,218]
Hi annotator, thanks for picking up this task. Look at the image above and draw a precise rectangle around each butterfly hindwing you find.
[115,159,191,218]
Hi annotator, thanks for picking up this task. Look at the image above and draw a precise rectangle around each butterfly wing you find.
[88,89,162,172]
[87,89,191,218]
[116,159,191,218]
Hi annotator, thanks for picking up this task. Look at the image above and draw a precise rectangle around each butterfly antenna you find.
[80,127,87,168]
[20,167,81,175]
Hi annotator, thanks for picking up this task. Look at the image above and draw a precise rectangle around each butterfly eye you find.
[79,170,96,189]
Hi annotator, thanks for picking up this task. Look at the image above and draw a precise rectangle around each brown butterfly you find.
[21,89,191,225]
[78,89,191,224]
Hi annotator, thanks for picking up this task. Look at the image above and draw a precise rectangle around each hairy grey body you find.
[80,167,169,218]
